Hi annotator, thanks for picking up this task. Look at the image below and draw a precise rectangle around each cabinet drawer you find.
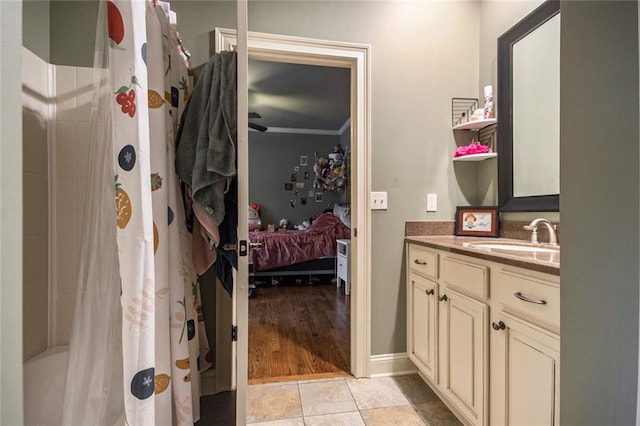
[494,269,559,330]
[441,255,489,300]
[408,244,438,279]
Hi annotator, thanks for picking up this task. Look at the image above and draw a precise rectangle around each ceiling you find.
[248,60,351,133]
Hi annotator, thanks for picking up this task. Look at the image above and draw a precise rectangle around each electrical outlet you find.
[371,191,388,210]
[427,193,437,212]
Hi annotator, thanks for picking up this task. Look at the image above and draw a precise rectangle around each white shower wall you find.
[22,47,94,360]
[23,48,51,361]
[52,62,93,346]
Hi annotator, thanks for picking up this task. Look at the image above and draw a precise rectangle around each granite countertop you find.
[405,235,560,276]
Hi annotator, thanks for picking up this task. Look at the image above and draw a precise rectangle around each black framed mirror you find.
[497,0,560,212]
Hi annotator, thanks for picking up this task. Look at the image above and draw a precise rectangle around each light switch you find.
[371,191,388,210]
[427,193,437,212]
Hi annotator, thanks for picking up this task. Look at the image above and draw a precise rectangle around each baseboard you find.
[368,352,418,378]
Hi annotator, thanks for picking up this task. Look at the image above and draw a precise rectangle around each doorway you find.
[246,59,352,383]
[214,27,371,422]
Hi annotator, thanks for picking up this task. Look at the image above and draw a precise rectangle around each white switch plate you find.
[371,191,388,210]
[427,193,437,212]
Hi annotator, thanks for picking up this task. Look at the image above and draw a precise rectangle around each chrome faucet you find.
[524,218,558,245]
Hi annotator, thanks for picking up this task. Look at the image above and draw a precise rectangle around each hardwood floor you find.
[248,278,350,384]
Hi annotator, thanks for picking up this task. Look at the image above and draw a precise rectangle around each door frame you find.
[215,28,372,380]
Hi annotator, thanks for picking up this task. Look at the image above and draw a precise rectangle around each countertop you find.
[405,235,560,276]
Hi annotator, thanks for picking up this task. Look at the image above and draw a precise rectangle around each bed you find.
[248,209,351,280]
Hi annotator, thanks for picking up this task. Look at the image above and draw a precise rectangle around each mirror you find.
[498,0,560,212]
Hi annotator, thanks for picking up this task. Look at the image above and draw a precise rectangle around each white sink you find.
[463,241,560,254]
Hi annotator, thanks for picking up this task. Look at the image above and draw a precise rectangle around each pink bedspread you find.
[249,213,350,272]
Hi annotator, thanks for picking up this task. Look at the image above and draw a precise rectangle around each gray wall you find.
[23,0,98,67]
[23,0,50,62]
[49,0,98,67]
[248,132,344,227]
[560,1,639,423]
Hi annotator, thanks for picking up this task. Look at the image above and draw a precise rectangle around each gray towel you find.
[176,51,237,225]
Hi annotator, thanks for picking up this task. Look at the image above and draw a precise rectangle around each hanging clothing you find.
[175,51,238,295]
[175,51,238,226]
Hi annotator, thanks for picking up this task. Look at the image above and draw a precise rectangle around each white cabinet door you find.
[490,311,560,426]
[440,287,488,426]
[407,273,438,383]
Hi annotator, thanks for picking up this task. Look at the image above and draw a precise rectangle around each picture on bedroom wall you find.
[284,183,292,190]
[300,155,308,166]
[301,197,307,205]
[291,173,297,182]
[315,192,323,202]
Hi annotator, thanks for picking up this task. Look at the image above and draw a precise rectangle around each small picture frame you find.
[454,206,499,237]
[300,155,308,166]
[284,183,293,191]
[315,192,324,203]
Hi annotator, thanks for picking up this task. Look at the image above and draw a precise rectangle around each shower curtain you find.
[62,1,205,424]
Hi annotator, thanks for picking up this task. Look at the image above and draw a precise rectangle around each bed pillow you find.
[333,203,351,229]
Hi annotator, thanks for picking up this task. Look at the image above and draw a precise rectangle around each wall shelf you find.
[451,97,498,162]
[453,152,498,162]
[452,118,497,131]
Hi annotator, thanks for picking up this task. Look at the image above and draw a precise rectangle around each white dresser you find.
[336,239,351,295]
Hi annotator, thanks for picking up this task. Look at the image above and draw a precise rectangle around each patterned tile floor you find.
[244,374,462,425]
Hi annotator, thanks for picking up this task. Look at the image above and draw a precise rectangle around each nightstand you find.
[336,239,351,295]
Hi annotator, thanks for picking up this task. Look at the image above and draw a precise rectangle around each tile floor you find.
[244,374,462,425]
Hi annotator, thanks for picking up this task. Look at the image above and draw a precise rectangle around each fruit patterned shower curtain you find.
[110,1,203,424]
[62,1,204,424]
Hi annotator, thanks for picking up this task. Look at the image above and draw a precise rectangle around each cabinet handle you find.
[414,259,427,265]
[513,292,547,305]
[438,294,448,302]
[425,288,435,295]
[492,321,506,331]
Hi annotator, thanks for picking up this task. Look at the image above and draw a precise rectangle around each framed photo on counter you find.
[455,206,499,237]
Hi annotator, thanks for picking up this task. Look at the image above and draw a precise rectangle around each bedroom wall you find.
[248,132,344,228]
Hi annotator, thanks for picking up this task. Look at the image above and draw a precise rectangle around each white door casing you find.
[214,27,372,382]
[233,2,249,423]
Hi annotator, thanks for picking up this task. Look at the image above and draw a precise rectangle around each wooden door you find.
[407,272,438,383]
[439,287,488,426]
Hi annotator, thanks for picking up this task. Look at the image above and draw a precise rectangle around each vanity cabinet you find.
[438,287,488,425]
[490,268,560,426]
[407,244,439,383]
[406,242,560,426]
[407,246,489,426]
[408,273,438,383]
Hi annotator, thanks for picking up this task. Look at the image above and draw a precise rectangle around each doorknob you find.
[222,242,263,251]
